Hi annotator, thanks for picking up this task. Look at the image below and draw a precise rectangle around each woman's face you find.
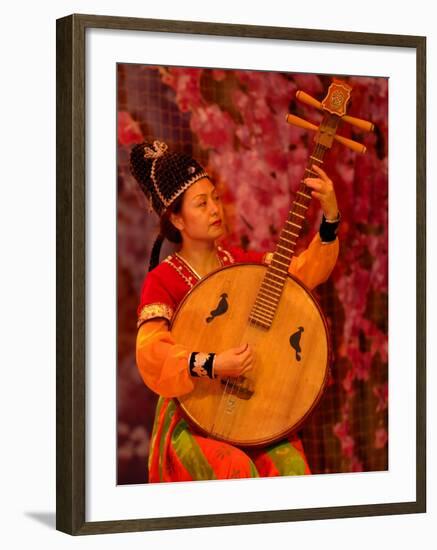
[170,178,225,244]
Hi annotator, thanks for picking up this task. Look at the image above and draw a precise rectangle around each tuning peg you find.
[285,113,317,132]
[296,90,323,111]
[285,113,367,154]
[296,90,374,133]
[334,134,367,154]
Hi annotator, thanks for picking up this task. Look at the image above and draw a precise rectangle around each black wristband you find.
[319,212,341,243]
[189,352,216,379]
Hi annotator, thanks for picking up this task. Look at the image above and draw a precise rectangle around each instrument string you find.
[213,322,258,439]
[213,296,268,439]
[210,376,232,436]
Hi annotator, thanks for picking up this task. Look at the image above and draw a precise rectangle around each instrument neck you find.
[274,143,328,269]
[248,143,328,330]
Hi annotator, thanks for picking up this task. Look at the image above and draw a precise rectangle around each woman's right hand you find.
[214,343,254,378]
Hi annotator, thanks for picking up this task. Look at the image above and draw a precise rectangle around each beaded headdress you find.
[130,140,209,216]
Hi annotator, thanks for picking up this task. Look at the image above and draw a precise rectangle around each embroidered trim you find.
[143,141,210,211]
[163,246,230,289]
[163,170,210,210]
[137,302,174,328]
[217,246,235,264]
[174,252,203,280]
[188,352,216,379]
[164,256,196,288]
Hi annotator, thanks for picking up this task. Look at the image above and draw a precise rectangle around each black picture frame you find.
[56,13,426,535]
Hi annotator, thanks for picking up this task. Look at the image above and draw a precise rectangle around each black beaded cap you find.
[130,140,209,216]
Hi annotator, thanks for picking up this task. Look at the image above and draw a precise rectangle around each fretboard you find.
[248,143,329,330]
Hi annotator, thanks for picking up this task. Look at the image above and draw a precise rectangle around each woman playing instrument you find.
[131,140,340,482]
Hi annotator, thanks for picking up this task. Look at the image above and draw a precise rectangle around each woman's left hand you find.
[304,164,339,220]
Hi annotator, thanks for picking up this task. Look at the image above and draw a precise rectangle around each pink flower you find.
[118,111,143,145]
[162,67,204,112]
[373,383,388,412]
[333,419,350,439]
[341,435,355,458]
[374,428,388,449]
[264,149,289,172]
[342,368,356,394]
[118,440,134,460]
[191,104,235,150]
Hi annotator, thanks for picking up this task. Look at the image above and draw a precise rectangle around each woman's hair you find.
[160,194,184,245]
[148,193,184,272]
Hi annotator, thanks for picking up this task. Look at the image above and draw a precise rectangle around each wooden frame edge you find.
[56,13,426,535]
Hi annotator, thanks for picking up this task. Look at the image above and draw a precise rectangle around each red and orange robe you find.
[136,233,339,482]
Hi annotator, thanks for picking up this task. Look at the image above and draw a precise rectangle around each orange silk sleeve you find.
[288,233,339,289]
[136,319,195,398]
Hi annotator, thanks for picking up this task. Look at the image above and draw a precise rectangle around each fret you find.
[258,298,280,315]
[271,258,289,270]
[303,169,318,176]
[293,201,309,210]
[277,242,295,252]
[256,295,278,310]
[297,190,312,200]
[263,277,284,290]
[278,237,293,248]
[274,251,290,262]
[266,264,289,282]
[265,277,284,291]
[253,301,276,315]
[282,228,299,238]
[286,220,301,230]
[258,296,280,309]
[266,271,285,284]
[271,262,289,274]
[261,281,283,295]
[266,272,284,285]
[310,156,324,163]
[249,311,273,325]
[251,311,274,324]
[250,314,273,327]
[292,212,305,219]
[278,233,298,243]
[272,254,289,265]
[268,265,287,278]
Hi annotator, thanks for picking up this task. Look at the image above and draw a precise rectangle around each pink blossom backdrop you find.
[117,64,388,484]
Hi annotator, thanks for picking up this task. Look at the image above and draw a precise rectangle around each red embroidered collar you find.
[163,245,235,288]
